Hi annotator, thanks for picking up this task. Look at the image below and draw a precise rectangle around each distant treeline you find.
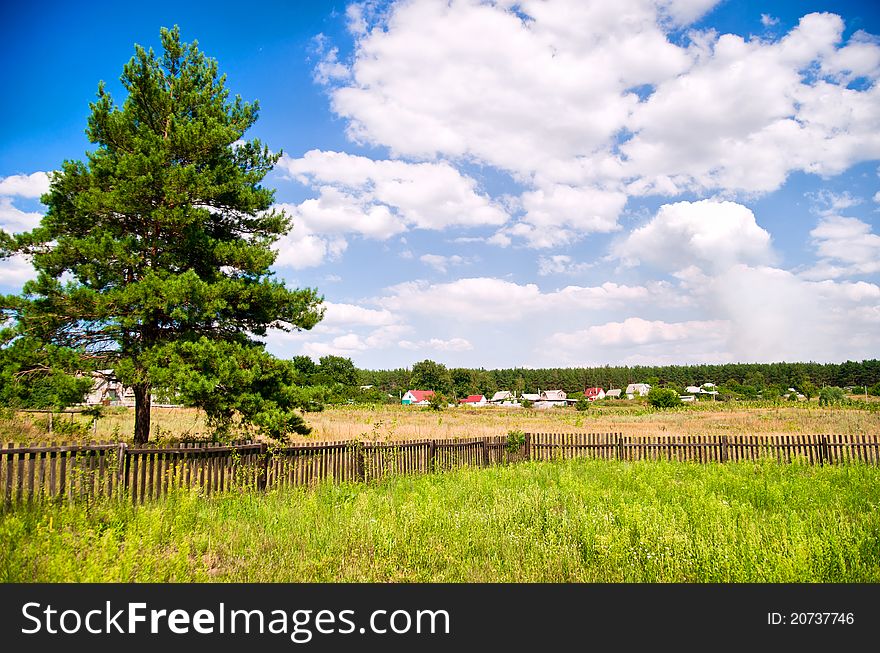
[357,360,880,399]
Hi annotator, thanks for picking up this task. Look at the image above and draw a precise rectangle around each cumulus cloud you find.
[0,172,50,198]
[322,2,880,214]
[280,150,508,231]
[802,215,880,279]
[0,254,37,288]
[554,317,729,347]
[376,277,664,322]
[537,255,594,276]
[300,324,413,358]
[546,316,731,366]
[327,0,693,175]
[624,13,880,194]
[543,268,880,365]
[508,184,627,247]
[613,200,774,273]
[706,264,879,361]
[419,254,468,273]
[399,337,473,352]
[0,197,43,234]
[321,302,396,327]
[272,214,348,270]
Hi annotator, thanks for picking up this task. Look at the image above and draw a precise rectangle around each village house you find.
[625,383,651,399]
[584,387,605,401]
[82,370,178,407]
[458,394,487,406]
[605,389,622,399]
[534,389,568,408]
[489,390,521,407]
[401,390,435,406]
[83,370,126,405]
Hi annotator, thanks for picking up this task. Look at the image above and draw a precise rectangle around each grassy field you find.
[3,398,878,444]
[2,457,878,582]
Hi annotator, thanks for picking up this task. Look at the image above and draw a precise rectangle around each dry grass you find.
[3,399,878,444]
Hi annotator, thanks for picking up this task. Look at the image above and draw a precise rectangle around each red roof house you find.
[402,390,435,405]
[584,387,606,401]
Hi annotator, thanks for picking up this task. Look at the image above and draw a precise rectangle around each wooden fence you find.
[1,433,877,507]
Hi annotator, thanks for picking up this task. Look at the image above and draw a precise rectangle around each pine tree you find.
[1,27,323,443]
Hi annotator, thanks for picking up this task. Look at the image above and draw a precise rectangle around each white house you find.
[584,387,605,401]
[626,383,651,399]
[605,389,622,399]
[83,370,126,405]
[534,389,567,408]
[489,391,521,407]
[402,390,435,405]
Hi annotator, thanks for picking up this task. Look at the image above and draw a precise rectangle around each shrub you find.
[520,399,533,409]
[575,397,590,411]
[505,429,526,453]
[427,393,447,411]
[818,386,847,406]
[647,387,682,408]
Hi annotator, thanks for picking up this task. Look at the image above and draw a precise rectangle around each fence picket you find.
[1,433,878,507]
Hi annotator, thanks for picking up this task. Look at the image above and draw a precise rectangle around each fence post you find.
[616,433,622,460]
[482,437,490,467]
[355,441,366,482]
[116,442,127,499]
[819,435,827,466]
[429,439,436,473]
[721,435,728,463]
[524,433,532,461]
[257,443,269,491]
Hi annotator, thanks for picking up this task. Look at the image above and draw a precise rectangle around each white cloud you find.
[399,337,473,352]
[802,215,880,278]
[327,0,694,176]
[279,150,508,233]
[0,172,50,199]
[537,255,594,276]
[623,13,880,194]
[761,14,779,28]
[323,2,880,213]
[509,184,627,247]
[706,264,879,361]
[614,200,774,273]
[545,266,880,365]
[554,317,728,347]
[321,302,396,327]
[419,253,467,273]
[377,276,662,322]
[0,254,36,288]
[299,323,413,358]
[808,189,862,214]
[0,197,43,234]
[272,216,348,270]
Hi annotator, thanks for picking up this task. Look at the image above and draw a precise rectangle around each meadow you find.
[2,457,878,582]
[2,397,878,445]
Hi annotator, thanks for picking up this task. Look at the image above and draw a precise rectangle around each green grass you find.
[2,458,879,582]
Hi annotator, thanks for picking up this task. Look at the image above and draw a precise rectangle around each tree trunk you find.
[133,383,151,444]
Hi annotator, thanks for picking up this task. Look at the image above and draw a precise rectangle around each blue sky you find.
[1,0,879,369]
